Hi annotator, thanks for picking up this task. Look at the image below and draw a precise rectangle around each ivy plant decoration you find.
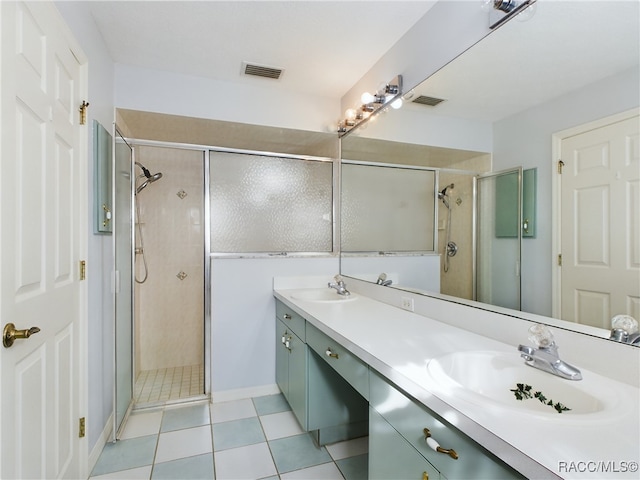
[510,383,571,413]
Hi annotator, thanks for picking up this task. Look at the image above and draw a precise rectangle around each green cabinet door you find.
[275,318,290,397]
[369,408,440,480]
[287,329,308,430]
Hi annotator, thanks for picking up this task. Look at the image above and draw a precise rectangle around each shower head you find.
[438,183,454,209]
[438,183,454,199]
[135,170,163,194]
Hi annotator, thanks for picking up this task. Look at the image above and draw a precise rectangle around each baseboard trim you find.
[212,384,280,404]
[88,413,113,474]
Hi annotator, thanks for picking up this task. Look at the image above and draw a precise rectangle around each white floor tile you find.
[210,398,257,424]
[155,425,212,464]
[280,462,344,480]
[119,411,163,440]
[214,442,277,479]
[259,411,305,440]
[325,436,369,461]
[89,465,152,479]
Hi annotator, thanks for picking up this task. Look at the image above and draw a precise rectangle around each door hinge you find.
[557,160,565,174]
[78,417,86,438]
[79,260,86,281]
[558,254,563,266]
[79,100,89,125]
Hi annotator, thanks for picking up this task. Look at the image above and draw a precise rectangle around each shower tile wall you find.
[135,146,204,374]
[438,155,490,300]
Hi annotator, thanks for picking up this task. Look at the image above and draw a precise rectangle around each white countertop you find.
[274,287,640,479]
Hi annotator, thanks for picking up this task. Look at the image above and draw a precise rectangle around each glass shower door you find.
[113,129,134,439]
[476,168,522,310]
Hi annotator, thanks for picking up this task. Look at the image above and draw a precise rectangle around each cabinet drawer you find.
[370,407,440,480]
[306,323,369,400]
[276,300,306,340]
[370,370,522,480]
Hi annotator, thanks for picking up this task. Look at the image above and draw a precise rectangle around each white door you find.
[0,2,87,478]
[560,114,640,328]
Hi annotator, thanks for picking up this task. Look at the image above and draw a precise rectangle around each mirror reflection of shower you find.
[134,161,163,284]
[438,183,458,273]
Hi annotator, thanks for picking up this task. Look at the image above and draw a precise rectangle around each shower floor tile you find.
[134,364,203,405]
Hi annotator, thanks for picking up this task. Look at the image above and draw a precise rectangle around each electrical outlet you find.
[401,297,414,312]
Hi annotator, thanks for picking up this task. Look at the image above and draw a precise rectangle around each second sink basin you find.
[290,288,358,303]
[427,350,622,417]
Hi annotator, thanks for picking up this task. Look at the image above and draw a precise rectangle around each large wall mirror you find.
[340,1,639,343]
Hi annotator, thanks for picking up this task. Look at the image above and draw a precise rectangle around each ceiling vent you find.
[242,62,283,80]
[412,95,446,107]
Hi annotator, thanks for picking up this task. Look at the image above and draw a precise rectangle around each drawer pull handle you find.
[325,347,339,359]
[283,314,292,320]
[422,472,429,480]
[423,428,458,460]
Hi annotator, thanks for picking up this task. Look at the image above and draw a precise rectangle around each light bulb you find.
[360,92,375,104]
[480,0,495,13]
[516,1,536,22]
[345,108,357,121]
[391,98,403,109]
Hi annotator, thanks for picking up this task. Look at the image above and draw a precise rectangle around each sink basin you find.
[290,289,358,303]
[427,351,621,417]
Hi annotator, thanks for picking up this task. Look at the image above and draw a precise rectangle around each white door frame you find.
[551,107,640,319]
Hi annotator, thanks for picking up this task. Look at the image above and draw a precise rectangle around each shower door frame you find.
[113,128,135,440]
[124,139,213,405]
[474,167,523,311]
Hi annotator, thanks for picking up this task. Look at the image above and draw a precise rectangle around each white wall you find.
[354,107,493,154]
[492,68,640,316]
[115,64,339,133]
[211,257,339,394]
[342,0,492,112]
[341,255,441,293]
[54,1,116,453]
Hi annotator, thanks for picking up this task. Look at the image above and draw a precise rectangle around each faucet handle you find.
[611,315,638,334]
[527,324,555,348]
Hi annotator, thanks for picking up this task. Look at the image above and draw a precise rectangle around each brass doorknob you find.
[3,323,41,348]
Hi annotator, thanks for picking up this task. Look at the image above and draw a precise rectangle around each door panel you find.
[561,115,640,326]
[1,2,87,478]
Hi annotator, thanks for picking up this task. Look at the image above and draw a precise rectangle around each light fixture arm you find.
[338,74,403,137]
[487,0,536,29]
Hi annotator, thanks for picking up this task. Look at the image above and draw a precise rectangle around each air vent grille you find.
[243,62,283,80]
[412,95,446,107]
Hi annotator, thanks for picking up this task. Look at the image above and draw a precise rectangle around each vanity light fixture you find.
[483,0,537,29]
[338,75,403,136]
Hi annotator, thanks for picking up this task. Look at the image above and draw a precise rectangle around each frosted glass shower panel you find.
[210,152,333,252]
[341,164,436,252]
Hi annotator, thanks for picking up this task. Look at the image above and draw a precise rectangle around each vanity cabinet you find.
[369,369,524,480]
[275,300,368,440]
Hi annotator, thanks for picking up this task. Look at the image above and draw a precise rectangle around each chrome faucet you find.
[376,273,393,287]
[517,324,582,381]
[328,275,350,296]
[609,315,640,345]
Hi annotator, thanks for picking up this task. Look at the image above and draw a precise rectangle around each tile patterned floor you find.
[134,365,204,404]
[90,394,368,480]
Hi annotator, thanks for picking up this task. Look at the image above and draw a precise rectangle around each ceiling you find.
[88,1,436,100]
[405,0,640,122]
